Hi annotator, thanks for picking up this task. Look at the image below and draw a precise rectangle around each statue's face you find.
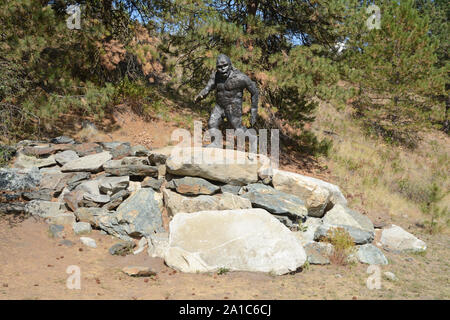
[216,57,231,77]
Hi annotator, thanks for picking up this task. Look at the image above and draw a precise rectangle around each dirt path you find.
[0,216,448,300]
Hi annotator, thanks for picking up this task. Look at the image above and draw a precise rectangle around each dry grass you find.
[311,100,450,229]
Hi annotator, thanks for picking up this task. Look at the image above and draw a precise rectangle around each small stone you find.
[59,239,74,247]
[356,244,388,265]
[131,145,150,157]
[51,136,75,144]
[22,190,52,201]
[380,224,426,253]
[109,241,136,256]
[167,176,220,195]
[99,142,132,159]
[133,238,148,255]
[83,193,110,203]
[80,237,97,248]
[383,271,398,281]
[220,184,242,195]
[14,153,57,169]
[72,222,92,235]
[304,242,333,265]
[122,266,156,277]
[141,177,164,190]
[99,176,130,194]
[73,143,103,157]
[61,151,112,173]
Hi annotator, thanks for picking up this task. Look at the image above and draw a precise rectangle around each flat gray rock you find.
[167,176,220,195]
[99,142,132,159]
[103,158,158,176]
[99,176,129,194]
[166,147,260,185]
[14,153,56,169]
[98,188,165,241]
[241,183,307,220]
[164,209,307,275]
[314,204,375,244]
[356,244,388,265]
[54,150,79,166]
[380,225,426,253]
[74,207,109,227]
[131,145,150,157]
[141,177,164,190]
[61,151,112,172]
[72,222,92,235]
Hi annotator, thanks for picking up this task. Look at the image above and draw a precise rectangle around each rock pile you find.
[0,137,427,275]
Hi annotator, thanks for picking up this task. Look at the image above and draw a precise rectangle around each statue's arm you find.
[245,76,259,125]
[195,72,216,102]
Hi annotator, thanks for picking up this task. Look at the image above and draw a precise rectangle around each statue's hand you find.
[250,108,258,126]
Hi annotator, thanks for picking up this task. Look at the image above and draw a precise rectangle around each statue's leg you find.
[226,105,257,153]
[206,105,224,148]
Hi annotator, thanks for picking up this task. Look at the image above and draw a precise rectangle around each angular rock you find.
[50,136,75,144]
[63,189,85,211]
[99,142,132,159]
[166,147,260,185]
[109,241,136,256]
[314,204,375,244]
[74,207,109,227]
[272,169,347,217]
[61,151,112,172]
[304,242,333,265]
[148,146,174,165]
[72,222,92,235]
[241,183,307,220]
[102,189,130,210]
[380,225,426,253]
[103,158,158,177]
[127,181,141,193]
[75,180,100,195]
[164,209,307,275]
[54,150,79,166]
[220,184,242,195]
[0,202,26,214]
[131,145,150,157]
[141,177,164,190]
[83,193,110,203]
[167,176,220,195]
[356,244,388,265]
[122,266,156,277]
[22,190,53,201]
[80,237,97,248]
[40,172,66,191]
[163,189,251,216]
[48,212,76,225]
[98,188,165,241]
[14,153,56,169]
[72,143,103,157]
[59,239,75,247]
[99,176,129,194]
[217,192,252,210]
[133,237,148,255]
[65,172,91,190]
[22,144,70,157]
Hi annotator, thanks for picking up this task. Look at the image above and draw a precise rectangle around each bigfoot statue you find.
[194,54,259,147]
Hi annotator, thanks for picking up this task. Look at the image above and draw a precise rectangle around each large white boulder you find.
[380,225,426,253]
[166,147,262,185]
[164,208,307,275]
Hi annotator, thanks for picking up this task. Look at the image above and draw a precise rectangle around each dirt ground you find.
[1,109,449,300]
[0,216,448,300]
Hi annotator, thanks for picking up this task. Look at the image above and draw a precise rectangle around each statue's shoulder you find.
[231,68,250,80]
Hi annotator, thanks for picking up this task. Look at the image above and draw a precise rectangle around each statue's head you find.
[216,54,232,78]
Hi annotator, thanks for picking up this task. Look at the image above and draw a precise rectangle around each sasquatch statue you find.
[194,54,259,147]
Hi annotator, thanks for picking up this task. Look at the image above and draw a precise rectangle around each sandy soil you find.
[0,216,448,300]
